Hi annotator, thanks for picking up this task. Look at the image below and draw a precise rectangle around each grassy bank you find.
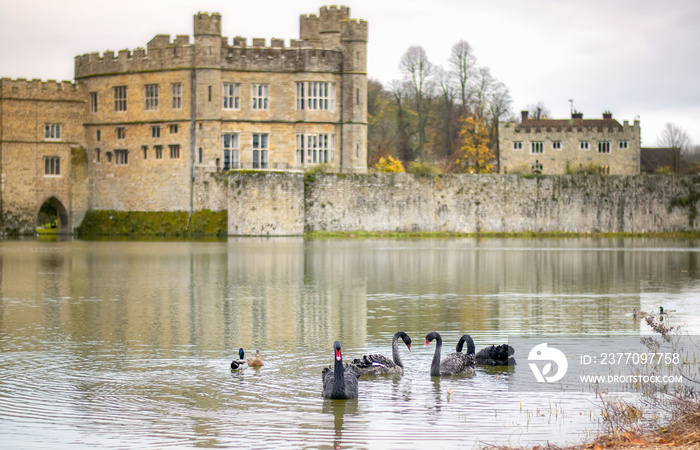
[77,210,227,237]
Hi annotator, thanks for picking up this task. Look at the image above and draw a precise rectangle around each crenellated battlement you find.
[301,5,364,45]
[75,8,365,78]
[341,19,368,42]
[0,77,83,101]
[194,12,221,36]
[320,5,350,33]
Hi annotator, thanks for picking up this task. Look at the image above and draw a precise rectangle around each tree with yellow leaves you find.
[373,155,405,173]
[455,117,494,173]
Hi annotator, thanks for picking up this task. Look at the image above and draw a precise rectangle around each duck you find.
[230,348,247,371]
[424,332,474,376]
[322,341,360,399]
[659,306,676,314]
[351,331,412,375]
[246,349,264,368]
[633,309,647,317]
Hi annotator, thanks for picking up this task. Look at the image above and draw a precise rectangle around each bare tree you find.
[657,122,692,173]
[400,46,434,157]
[526,101,551,120]
[486,81,513,173]
[657,122,691,154]
[433,66,459,160]
[471,66,494,120]
[448,40,476,117]
[390,80,413,163]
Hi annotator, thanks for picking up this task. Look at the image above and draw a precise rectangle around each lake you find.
[1,238,699,448]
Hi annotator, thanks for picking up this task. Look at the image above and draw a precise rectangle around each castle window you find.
[154,145,163,159]
[95,148,100,163]
[96,129,101,142]
[295,134,305,165]
[145,85,159,110]
[597,141,611,153]
[222,133,239,170]
[114,86,127,112]
[44,124,61,141]
[172,83,182,109]
[301,133,335,164]
[532,160,543,174]
[114,149,128,165]
[600,165,610,174]
[619,140,628,149]
[169,124,179,134]
[90,92,98,113]
[142,146,148,159]
[223,83,240,109]
[116,127,126,140]
[44,156,60,176]
[356,88,360,105]
[513,141,522,151]
[296,82,335,111]
[251,84,269,110]
[252,133,269,168]
[552,141,561,150]
[579,141,589,151]
[530,141,544,154]
[151,126,161,138]
[208,86,212,102]
[169,144,180,159]
[106,152,112,163]
[198,147,202,164]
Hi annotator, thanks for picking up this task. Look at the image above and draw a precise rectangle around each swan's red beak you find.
[407,344,412,351]
[335,349,342,361]
[424,340,430,347]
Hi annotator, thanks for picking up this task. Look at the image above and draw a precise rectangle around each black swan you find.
[246,349,264,367]
[322,341,360,399]
[424,332,474,376]
[230,348,247,371]
[351,331,412,375]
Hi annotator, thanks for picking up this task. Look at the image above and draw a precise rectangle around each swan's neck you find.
[430,335,442,376]
[392,333,403,367]
[465,336,475,355]
[333,356,345,393]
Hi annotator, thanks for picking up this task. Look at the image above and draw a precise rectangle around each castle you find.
[499,111,641,175]
[0,6,368,234]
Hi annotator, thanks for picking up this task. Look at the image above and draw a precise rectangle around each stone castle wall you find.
[223,173,700,235]
[0,79,88,232]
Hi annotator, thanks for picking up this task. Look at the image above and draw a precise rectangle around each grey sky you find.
[1,0,698,146]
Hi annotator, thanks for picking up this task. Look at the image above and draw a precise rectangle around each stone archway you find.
[37,197,70,234]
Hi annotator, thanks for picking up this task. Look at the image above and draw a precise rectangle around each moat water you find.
[1,238,699,448]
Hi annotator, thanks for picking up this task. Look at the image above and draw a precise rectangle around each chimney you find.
[572,111,583,119]
[602,111,612,119]
[521,110,528,122]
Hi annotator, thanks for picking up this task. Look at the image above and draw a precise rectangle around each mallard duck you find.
[246,349,264,367]
[659,306,676,314]
[230,348,247,371]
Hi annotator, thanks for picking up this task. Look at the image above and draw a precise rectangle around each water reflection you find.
[0,238,699,448]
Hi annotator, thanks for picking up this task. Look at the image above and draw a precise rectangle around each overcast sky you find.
[2,0,698,146]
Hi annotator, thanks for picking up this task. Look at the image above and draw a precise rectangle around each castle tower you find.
[340,18,368,173]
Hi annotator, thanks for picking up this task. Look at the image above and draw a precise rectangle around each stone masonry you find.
[0,6,368,234]
[499,111,641,175]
